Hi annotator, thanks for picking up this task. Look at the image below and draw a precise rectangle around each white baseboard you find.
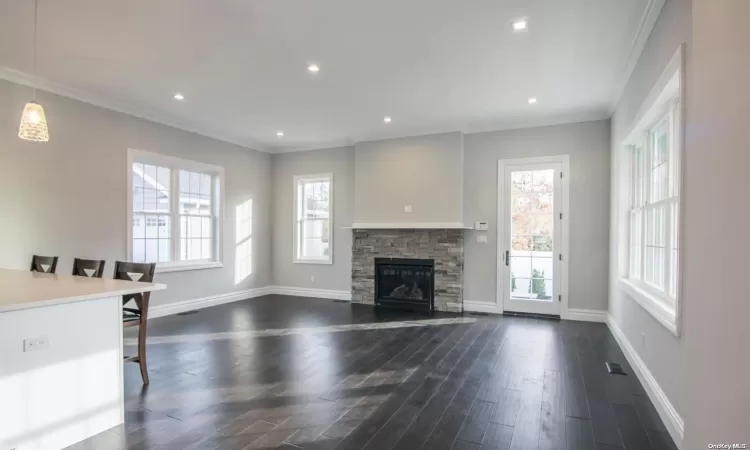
[607,314,684,448]
[463,303,607,322]
[268,286,352,301]
[149,286,275,318]
[463,301,502,315]
[564,308,608,323]
[150,285,352,319]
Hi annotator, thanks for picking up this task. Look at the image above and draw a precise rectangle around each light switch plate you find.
[23,337,49,352]
[475,221,488,231]
[404,205,412,213]
[477,235,488,243]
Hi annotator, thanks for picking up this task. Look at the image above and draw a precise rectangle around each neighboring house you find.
[132,168,212,263]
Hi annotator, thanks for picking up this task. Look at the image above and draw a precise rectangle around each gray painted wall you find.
[353,132,463,224]
[463,120,611,311]
[0,79,272,307]
[608,0,690,420]
[271,147,354,291]
[683,0,750,446]
[271,122,610,314]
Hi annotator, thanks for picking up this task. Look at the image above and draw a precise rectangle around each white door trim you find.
[496,155,570,318]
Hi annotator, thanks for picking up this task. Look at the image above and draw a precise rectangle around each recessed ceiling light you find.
[528,97,538,105]
[512,19,528,32]
[384,116,392,123]
[173,93,185,100]
[276,131,284,137]
[307,64,320,73]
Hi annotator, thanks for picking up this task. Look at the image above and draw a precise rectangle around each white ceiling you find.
[0,0,661,152]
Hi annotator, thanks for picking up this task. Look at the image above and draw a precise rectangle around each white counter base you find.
[0,269,164,450]
[0,296,123,450]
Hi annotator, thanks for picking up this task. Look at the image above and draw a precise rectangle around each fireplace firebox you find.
[374,258,434,312]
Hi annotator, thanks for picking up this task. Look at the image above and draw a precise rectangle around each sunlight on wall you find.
[0,349,120,449]
[235,199,253,285]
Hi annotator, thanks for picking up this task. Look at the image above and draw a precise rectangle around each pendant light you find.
[18,0,49,142]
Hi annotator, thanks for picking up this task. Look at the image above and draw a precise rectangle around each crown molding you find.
[459,109,610,136]
[609,0,667,112]
[269,138,356,154]
[270,109,610,154]
[0,67,270,153]
[2,67,612,156]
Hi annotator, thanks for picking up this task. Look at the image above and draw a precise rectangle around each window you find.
[294,174,333,264]
[619,45,683,335]
[627,102,680,303]
[128,149,224,272]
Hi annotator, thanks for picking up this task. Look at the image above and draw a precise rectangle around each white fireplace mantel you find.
[343,222,473,230]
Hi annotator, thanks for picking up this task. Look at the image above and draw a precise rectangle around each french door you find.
[499,158,566,316]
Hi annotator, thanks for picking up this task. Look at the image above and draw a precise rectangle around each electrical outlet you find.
[476,235,488,243]
[23,337,49,352]
[404,205,412,213]
[310,275,315,282]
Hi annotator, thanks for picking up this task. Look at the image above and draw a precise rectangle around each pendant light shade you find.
[18,101,49,142]
[19,0,49,143]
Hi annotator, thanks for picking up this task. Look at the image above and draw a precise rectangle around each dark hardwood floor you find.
[67,295,677,450]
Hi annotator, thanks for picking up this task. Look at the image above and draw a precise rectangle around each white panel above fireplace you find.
[353,132,464,225]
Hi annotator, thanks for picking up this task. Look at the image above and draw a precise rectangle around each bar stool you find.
[114,261,156,384]
[72,258,106,278]
[30,255,58,273]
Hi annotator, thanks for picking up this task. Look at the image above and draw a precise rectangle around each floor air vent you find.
[332,300,349,303]
[606,362,627,375]
[177,310,200,316]
[468,312,489,316]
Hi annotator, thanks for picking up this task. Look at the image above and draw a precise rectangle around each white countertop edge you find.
[0,282,167,314]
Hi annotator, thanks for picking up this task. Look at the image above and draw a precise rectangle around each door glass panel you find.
[511,278,532,298]
[510,256,531,281]
[509,169,555,301]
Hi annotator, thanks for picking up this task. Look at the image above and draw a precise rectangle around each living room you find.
[0,0,747,449]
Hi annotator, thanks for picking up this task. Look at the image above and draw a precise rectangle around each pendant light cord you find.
[32,0,38,101]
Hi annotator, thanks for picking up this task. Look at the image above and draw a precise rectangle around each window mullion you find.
[211,175,217,261]
[171,169,179,262]
[640,133,649,281]
[662,112,675,296]
[295,181,302,260]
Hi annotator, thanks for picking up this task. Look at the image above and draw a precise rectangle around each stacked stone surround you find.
[351,229,464,312]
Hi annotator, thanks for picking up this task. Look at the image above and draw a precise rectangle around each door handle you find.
[505,250,510,266]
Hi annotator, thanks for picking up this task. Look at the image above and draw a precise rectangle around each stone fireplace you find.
[351,229,464,312]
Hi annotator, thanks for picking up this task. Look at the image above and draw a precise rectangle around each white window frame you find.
[619,45,684,336]
[127,149,225,273]
[293,173,333,265]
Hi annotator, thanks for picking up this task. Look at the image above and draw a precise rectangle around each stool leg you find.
[137,295,150,385]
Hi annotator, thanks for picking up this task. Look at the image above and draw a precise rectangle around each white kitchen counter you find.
[0,268,166,313]
[0,268,166,450]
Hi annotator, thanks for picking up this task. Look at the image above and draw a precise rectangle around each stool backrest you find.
[113,261,156,283]
[113,261,156,306]
[30,255,58,273]
[72,258,106,278]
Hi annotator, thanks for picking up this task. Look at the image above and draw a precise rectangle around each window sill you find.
[619,278,679,336]
[155,261,224,274]
[293,258,333,265]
